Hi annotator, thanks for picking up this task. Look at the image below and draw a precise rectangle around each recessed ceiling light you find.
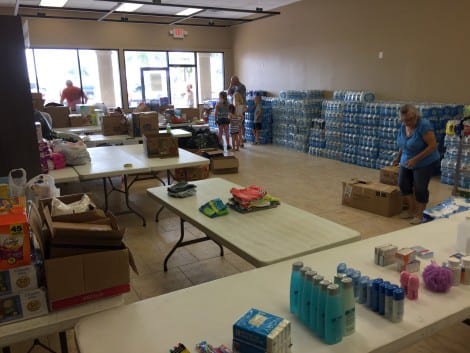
[116,3,144,12]
[40,0,68,7]
[176,8,202,16]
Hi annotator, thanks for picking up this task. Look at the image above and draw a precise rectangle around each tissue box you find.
[233,308,291,353]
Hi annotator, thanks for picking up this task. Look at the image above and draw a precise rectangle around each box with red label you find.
[0,207,31,270]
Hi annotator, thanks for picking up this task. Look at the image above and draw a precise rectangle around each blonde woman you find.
[233,92,246,147]
[392,104,440,225]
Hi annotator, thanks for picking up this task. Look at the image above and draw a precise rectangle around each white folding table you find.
[75,214,470,353]
[73,145,209,226]
[147,178,360,270]
[48,167,79,184]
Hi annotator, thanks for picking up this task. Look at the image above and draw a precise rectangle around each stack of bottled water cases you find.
[416,104,464,158]
[311,100,343,160]
[440,111,469,188]
[244,91,272,144]
[272,90,324,152]
[203,99,218,130]
[333,90,376,102]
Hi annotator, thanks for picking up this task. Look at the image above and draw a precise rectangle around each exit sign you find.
[170,28,187,39]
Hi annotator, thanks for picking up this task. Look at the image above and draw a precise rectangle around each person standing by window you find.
[60,80,87,111]
[392,104,440,225]
[215,91,231,150]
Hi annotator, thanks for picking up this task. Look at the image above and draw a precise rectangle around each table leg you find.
[123,175,146,226]
[102,177,109,212]
[155,205,165,222]
[59,331,68,353]
[104,175,146,227]
[163,218,224,272]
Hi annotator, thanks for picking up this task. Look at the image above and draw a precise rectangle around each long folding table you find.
[147,178,361,270]
[73,145,209,226]
[75,213,470,353]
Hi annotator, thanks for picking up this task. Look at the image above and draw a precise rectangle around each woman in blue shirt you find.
[393,104,440,225]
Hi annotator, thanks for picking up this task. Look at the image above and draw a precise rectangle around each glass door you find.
[169,66,197,108]
[140,68,169,105]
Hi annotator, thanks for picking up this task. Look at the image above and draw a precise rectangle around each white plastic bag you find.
[26,174,58,204]
[52,140,91,166]
[51,194,96,217]
[8,168,27,197]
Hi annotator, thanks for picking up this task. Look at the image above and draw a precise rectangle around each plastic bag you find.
[51,194,96,217]
[9,168,27,197]
[25,174,58,204]
[52,140,91,166]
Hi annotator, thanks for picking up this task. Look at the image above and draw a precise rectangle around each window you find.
[125,50,224,108]
[124,51,168,107]
[168,51,195,65]
[26,48,122,108]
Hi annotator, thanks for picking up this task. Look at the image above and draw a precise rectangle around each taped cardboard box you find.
[28,205,134,311]
[174,165,209,181]
[138,111,159,136]
[101,114,128,136]
[44,106,70,128]
[342,179,402,217]
[69,113,92,127]
[211,155,239,174]
[44,248,131,311]
[380,165,400,186]
[0,288,48,326]
[143,132,179,158]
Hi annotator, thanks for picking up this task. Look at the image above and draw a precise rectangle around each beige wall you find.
[231,0,470,104]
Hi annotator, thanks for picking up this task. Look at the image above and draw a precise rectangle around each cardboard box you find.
[69,114,92,127]
[380,165,400,186]
[174,165,209,181]
[342,179,402,217]
[102,115,128,136]
[0,264,39,296]
[0,208,31,270]
[44,249,130,311]
[39,193,102,224]
[28,200,133,311]
[211,155,239,174]
[203,149,225,159]
[179,108,200,121]
[0,288,48,326]
[44,106,70,128]
[143,132,179,158]
[139,112,159,136]
[31,93,44,111]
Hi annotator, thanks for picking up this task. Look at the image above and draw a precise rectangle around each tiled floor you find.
[9,144,469,352]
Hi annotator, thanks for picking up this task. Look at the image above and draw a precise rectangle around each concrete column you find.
[96,51,116,107]
[198,53,212,101]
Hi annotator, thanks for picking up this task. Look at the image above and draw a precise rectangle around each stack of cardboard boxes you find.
[341,165,401,217]
[0,206,48,325]
[32,194,133,311]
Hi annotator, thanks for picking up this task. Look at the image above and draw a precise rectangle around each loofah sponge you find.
[422,261,453,293]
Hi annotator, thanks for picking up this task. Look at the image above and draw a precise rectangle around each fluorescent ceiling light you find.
[116,3,144,12]
[176,8,202,16]
[40,0,68,7]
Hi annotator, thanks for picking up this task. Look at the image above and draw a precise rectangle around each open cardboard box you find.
[29,195,137,311]
[342,179,402,217]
